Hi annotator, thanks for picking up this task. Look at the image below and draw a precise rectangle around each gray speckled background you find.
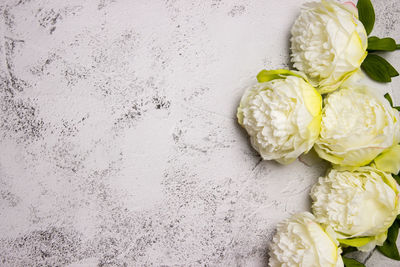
[0,0,399,266]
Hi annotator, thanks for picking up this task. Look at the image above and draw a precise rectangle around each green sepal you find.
[256,69,306,83]
[342,257,365,267]
[384,93,394,107]
[338,236,374,247]
[368,36,397,51]
[387,93,400,112]
[357,0,375,35]
[377,220,400,260]
[361,54,399,82]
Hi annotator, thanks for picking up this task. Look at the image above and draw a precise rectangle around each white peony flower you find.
[269,212,343,267]
[291,0,367,94]
[237,70,322,164]
[311,167,400,251]
[314,84,400,167]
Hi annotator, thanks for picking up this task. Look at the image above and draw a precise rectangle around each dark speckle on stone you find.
[0,227,84,266]
[152,95,171,110]
[228,5,246,17]
[0,94,46,143]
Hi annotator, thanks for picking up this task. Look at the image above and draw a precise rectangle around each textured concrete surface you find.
[0,0,400,266]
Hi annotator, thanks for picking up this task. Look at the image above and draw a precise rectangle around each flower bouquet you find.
[236,0,400,266]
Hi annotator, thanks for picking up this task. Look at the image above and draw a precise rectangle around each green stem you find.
[397,44,400,50]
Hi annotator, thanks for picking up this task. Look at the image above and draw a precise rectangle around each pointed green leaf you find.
[377,220,400,260]
[371,54,399,78]
[357,0,375,35]
[368,36,397,51]
[361,55,390,82]
[342,257,365,267]
[361,54,399,82]
[384,93,394,107]
[387,62,400,78]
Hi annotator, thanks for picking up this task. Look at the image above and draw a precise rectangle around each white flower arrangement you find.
[236,0,400,266]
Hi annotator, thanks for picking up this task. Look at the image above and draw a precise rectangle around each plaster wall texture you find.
[0,0,400,266]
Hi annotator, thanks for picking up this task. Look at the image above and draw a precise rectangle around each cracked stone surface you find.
[0,0,399,266]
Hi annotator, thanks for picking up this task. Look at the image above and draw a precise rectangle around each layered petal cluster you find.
[311,167,400,251]
[315,85,400,167]
[269,212,343,267]
[291,0,367,94]
[237,71,322,164]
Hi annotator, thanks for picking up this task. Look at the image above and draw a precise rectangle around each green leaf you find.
[394,174,400,185]
[369,54,400,78]
[361,54,399,82]
[342,246,358,255]
[377,220,400,260]
[342,257,365,267]
[384,93,394,107]
[357,0,375,35]
[368,36,397,51]
[361,55,390,82]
